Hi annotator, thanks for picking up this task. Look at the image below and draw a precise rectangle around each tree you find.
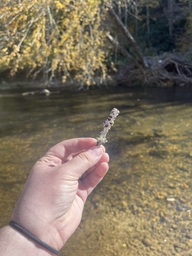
[0,0,150,86]
[138,0,160,45]
[176,0,192,54]
[0,0,191,87]
[0,0,109,86]
[167,0,174,37]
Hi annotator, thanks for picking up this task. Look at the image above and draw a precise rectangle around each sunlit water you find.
[0,86,192,256]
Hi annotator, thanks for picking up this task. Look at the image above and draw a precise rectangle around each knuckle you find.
[78,151,95,166]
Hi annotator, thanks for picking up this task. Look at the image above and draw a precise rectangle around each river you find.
[0,86,192,255]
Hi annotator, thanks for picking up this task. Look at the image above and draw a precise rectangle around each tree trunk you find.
[168,0,174,37]
[106,33,134,61]
[108,7,147,68]
[135,1,138,40]
[146,5,151,47]
[189,0,192,29]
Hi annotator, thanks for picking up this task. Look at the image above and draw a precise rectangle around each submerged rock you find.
[22,88,51,96]
[40,89,51,96]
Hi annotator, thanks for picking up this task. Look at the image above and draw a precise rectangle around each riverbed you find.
[0,86,192,255]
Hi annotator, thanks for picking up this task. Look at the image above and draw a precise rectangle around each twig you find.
[96,108,120,145]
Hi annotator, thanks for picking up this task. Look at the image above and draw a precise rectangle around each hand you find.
[11,138,109,251]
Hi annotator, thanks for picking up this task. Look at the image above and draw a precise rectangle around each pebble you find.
[166,197,176,202]
[180,183,189,189]
[121,200,128,208]
[186,232,192,239]
[159,210,166,217]
[171,224,177,230]
[142,237,153,247]
[156,191,168,200]
[149,246,156,250]
[168,183,177,189]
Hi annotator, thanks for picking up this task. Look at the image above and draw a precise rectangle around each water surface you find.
[0,87,192,255]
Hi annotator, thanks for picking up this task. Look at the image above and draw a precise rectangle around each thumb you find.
[60,146,105,180]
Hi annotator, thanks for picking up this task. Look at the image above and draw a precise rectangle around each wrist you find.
[12,207,64,251]
[9,221,60,255]
[0,225,56,256]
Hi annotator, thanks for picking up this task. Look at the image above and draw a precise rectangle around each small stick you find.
[96,108,120,145]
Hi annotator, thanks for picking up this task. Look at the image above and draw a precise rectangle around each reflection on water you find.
[0,87,192,256]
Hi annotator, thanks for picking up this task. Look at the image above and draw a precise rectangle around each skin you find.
[0,137,109,255]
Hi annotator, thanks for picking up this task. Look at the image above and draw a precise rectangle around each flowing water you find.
[0,86,192,256]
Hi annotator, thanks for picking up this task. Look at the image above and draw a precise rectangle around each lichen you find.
[96,108,120,145]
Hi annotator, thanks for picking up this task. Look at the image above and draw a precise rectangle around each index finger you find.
[46,137,97,160]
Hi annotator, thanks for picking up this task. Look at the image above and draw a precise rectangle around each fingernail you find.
[89,146,103,156]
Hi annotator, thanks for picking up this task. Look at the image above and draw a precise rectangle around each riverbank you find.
[1,52,192,92]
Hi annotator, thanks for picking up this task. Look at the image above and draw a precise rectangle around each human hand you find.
[12,137,109,251]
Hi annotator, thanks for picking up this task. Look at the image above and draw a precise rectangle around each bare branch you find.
[107,6,146,68]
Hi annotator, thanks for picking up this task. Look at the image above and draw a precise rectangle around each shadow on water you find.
[0,86,192,256]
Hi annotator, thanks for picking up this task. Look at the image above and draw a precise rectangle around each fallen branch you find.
[114,55,192,87]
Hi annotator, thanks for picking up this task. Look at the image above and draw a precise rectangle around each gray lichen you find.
[96,108,120,145]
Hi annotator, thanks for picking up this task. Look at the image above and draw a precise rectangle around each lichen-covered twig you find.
[96,108,120,145]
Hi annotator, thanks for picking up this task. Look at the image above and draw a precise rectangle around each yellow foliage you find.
[0,0,112,85]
